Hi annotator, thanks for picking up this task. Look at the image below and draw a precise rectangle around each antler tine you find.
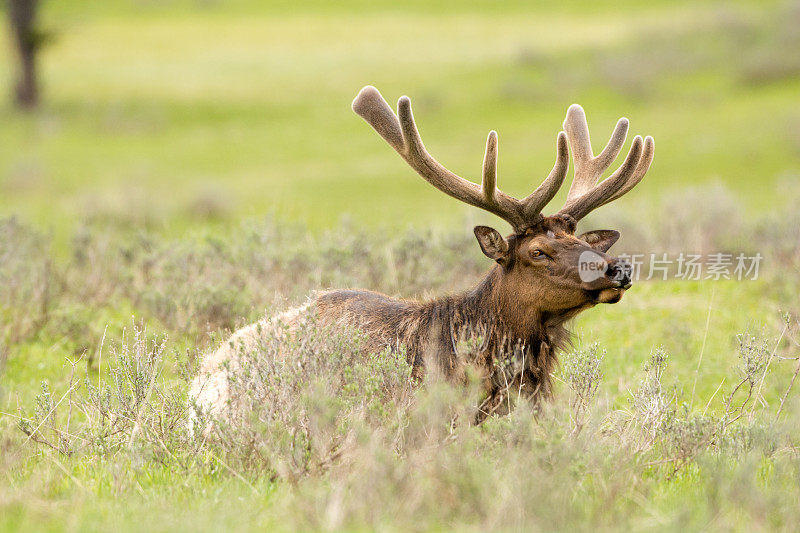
[352,85,405,153]
[557,104,654,221]
[562,104,629,202]
[481,130,498,205]
[559,135,643,220]
[353,86,531,231]
[600,135,655,206]
[521,131,569,219]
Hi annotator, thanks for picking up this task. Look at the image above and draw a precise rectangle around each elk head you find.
[353,86,654,326]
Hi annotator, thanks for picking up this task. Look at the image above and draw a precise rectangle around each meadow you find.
[1,0,800,531]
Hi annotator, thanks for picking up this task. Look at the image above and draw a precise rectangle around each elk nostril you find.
[606,261,631,285]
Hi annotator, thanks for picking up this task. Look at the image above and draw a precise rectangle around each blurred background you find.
[3,6,800,528]
[2,0,798,244]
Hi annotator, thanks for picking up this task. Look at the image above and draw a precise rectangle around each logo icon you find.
[578,250,608,283]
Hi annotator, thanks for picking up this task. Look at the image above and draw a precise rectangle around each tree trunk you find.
[8,0,40,109]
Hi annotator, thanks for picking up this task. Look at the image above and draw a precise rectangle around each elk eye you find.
[530,249,546,259]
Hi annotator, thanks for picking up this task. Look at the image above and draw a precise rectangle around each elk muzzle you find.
[578,252,632,303]
[606,259,633,290]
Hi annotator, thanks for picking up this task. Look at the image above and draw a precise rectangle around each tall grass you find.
[2,181,800,530]
[8,312,800,531]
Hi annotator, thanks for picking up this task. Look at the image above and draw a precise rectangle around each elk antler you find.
[557,104,655,221]
[352,86,569,232]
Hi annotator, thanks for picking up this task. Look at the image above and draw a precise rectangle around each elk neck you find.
[445,264,572,355]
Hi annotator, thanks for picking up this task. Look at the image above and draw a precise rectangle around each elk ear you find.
[578,230,620,252]
[474,226,510,264]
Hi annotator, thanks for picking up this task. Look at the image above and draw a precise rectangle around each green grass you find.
[2,0,800,531]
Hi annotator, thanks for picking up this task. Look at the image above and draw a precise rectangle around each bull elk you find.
[190,86,654,425]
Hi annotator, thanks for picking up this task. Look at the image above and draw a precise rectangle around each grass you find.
[2,0,800,531]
